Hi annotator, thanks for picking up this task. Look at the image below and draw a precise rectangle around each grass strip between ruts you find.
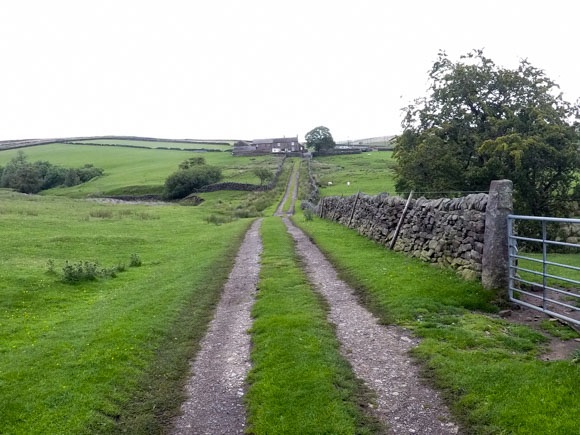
[245,217,382,434]
[293,212,580,434]
[281,159,301,214]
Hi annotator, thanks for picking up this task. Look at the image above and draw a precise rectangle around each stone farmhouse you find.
[232,137,304,156]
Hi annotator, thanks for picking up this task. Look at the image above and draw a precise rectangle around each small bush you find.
[118,209,134,217]
[62,261,101,284]
[206,214,232,225]
[164,165,222,200]
[129,254,142,267]
[46,259,56,275]
[303,208,314,221]
[59,255,138,284]
[89,209,114,219]
[233,207,260,219]
[253,198,271,212]
[301,200,316,221]
[178,157,206,169]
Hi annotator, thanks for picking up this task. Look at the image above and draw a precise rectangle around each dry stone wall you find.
[317,192,489,280]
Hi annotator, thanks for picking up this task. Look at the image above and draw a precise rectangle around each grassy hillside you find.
[0,190,253,433]
[74,138,232,151]
[293,211,580,434]
[312,152,397,197]
[297,157,580,434]
[0,143,280,197]
[0,142,291,433]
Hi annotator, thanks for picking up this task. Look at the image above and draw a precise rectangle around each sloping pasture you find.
[0,190,253,432]
[73,138,232,151]
[0,143,280,197]
[0,143,286,433]
[312,152,397,197]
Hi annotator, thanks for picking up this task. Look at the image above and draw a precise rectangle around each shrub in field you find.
[164,165,222,200]
[89,209,114,219]
[206,214,232,225]
[253,168,274,185]
[136,212,159,220]
[233,207,260,219]
[129,253,142,267]
[301,200,316,221]
[178,157,206,169]
[0,151,104,193]
[57,254,141,284]
[46,259,56,275]
[62,261,101,283]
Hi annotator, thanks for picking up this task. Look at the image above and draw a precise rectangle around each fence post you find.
[482,179,513,290]
[347,191,361,228]
[389,191,414,250]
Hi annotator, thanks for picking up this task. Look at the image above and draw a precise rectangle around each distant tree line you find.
[65,142,224,152]
[0,151,104,194]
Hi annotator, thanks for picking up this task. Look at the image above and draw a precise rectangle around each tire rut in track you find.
[172,160,459,434]
[171,219,262,435]
[274,160,300,216]
[279,165,459,433]
[283,217,459,434]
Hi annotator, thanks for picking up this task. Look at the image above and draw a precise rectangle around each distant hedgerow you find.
[0,151,104,194]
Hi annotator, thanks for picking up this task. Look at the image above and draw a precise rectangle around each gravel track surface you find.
[170,219,262,435]
[284,217,460,434]
[171,159,460,434]
[274,161,300,216]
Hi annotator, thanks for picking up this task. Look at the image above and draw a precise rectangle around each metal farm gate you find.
[508,215,580,327]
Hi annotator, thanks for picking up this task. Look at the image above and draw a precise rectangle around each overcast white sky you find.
[1,0,578,142]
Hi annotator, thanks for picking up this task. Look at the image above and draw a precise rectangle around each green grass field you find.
[312,152,397,197]
[0,189,254,433]
[293,207,580,434]
[73,138,232,151]
[0,144,280,197]
[301,158,580,433]
[2,140,579,434]
[246,218,380,434]
[516,251,580,288]
[0,142,288,433]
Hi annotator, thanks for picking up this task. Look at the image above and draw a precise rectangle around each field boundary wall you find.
[315,180,512,287]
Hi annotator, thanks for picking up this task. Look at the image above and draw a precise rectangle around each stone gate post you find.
[482,180,513,290]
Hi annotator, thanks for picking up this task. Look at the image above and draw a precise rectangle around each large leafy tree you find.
[305,126,336,153]
[393,50,580,217]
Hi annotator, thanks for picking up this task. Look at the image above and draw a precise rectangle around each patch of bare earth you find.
[171,219,262,435]
[498,306,580,361]
[283,217,460,434]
